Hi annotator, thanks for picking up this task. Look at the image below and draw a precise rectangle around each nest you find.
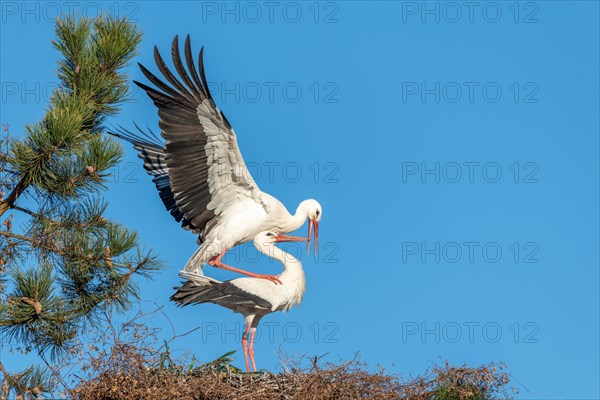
[70,349,515,400]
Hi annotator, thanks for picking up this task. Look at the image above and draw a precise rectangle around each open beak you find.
[307,219,319,255]
[275,234,308,243]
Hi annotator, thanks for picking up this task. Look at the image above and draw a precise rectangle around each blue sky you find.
[1,1,599,398]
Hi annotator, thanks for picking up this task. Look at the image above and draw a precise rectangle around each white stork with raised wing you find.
[112,35,322,284]
[171,231,308,372]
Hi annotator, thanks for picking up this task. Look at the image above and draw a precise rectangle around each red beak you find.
[275,234,308,243]
[307,219,319,255]
[314,220,319,256]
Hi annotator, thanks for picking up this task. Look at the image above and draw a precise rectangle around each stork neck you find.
[259,244,302,275]
[284,207,308,233]
[257,242,305,308]
[276,245,300,270]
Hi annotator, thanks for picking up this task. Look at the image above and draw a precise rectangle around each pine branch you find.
[0,230,65,255]
[0,360,50,399]
[0,176,28,217]
[0,14,159,398]
[1,15,141,213]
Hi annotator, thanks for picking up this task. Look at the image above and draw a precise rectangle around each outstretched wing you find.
[111,125,197,231]
[133,35,265,239]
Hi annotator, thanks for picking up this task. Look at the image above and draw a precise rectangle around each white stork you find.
[112,35,322,284]
[172,231,308,372]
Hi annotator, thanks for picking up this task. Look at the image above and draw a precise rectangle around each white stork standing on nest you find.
[112,35,322,284]
[172,231,308,372]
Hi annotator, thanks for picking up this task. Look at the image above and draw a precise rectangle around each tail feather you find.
[170,280,220,306]
[183,245,209,273]
[179,270,221,285]
[171,279,272,310]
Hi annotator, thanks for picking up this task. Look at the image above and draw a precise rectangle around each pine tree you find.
[0,15,161,399]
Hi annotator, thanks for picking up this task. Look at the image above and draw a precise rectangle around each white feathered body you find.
[187,193,306,271]
[173,242,306,318]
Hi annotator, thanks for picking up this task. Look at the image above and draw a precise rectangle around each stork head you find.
[298,199,322,255]
[254,231,308,248]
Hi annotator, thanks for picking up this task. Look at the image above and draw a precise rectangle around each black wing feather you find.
[114,35,262,245]
[184,35,205,96]
[110,125,196,231]
[171,280,272,310]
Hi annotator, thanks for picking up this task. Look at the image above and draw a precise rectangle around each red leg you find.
[209,248,281,285]
[248,327,257,372]
[241,323,251,373]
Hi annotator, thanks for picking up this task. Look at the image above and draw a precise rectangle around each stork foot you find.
[256,274,282,285]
